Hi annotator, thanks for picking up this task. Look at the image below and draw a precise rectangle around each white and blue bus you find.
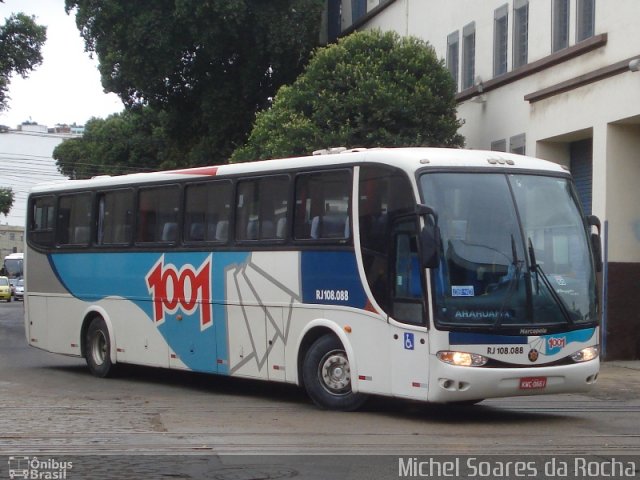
[3,252,24,288]
[24,148,602,410]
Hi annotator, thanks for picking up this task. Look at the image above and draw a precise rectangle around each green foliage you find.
[0,12,47,112]
[53,108,165,179]
[231,30,464,162]
[0,187,14,216]
[65,0,324,167]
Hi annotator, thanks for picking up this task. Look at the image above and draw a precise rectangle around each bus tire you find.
[450,399,484,406]
[302,334,367,411]
[85,317,115,378]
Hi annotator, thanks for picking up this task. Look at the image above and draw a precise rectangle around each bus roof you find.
[29,147,568,194]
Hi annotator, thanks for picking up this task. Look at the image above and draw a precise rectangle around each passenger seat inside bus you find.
[73,226,90,244]
[245,218,287,240]
[276,217,287,239]
[215,221,228,242]
[161,222,178,242]
[189,222,205,241]
[310,213,349,239]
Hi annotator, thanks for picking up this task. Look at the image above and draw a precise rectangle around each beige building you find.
[0,225,24,267]
[326,0,640,359]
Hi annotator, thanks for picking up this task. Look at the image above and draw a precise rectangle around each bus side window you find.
[235,176,288,242]
[294,170,351,242]
[97,189,133,245]
[137,185,180,243]
[184,180,232,244]
[29,196,56,247]
[57,193,92,246]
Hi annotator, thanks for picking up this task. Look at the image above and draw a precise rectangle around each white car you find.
[14,278,24,301]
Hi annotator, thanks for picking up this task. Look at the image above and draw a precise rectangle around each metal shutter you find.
[570,139,593,216]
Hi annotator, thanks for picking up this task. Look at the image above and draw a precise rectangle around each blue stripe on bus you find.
[449,332,528,345]
[49,250,368,374]
[49,251,250,374]
[450,328,596,349]
[300,251,367,309]
[542,328,596,355]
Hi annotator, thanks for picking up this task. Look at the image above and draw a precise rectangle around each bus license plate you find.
[519,377,547,390]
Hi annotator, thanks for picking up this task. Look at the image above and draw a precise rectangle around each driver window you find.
[391,219,425,326]
[359,165,415,315]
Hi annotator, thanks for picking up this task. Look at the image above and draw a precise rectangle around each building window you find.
[513,0,529,68]
[510,133,526,155]
[576,0,595,42]
[552,0,570,52]
[352,0,367,23]
[462,22,476,90]
[493,5,508,77]
[491,139,507,152]
[446,31,459,90]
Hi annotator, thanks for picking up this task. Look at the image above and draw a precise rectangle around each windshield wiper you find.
[527,238,574,325]
[493,235,522,329]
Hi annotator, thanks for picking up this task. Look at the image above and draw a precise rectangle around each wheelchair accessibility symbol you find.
[404,332,414,350]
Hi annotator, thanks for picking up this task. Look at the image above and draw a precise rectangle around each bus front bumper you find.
[427,358,600,403]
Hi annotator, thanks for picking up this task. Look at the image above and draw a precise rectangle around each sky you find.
[0,0,123,128]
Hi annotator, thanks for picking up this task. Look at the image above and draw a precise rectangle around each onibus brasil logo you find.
[145,255,213,330]
[8,456,73,479]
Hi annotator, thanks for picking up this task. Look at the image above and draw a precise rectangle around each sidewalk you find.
[589,360,640,401]
[604,360,640,370]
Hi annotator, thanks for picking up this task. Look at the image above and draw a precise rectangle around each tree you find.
[231,30,464,162]
[54,108,165,179]
[0,187,14,217]
[66,0,324,167]
[0,11,47,112]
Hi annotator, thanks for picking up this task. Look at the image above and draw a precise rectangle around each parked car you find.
[0,276,11,302]
[14,278,24,301]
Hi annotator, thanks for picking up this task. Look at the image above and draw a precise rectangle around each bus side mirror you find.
[417,204,441,269]
[587,215,603,273]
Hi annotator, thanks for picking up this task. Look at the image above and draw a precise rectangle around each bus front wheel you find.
[302,334,367,411]
[85,317,115,378]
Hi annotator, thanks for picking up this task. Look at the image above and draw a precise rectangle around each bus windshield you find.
[4,257,23,279]
[420,172,597,331]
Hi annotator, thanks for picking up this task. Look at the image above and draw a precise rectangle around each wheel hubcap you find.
[91,331,107,366]
[319,349,351,395]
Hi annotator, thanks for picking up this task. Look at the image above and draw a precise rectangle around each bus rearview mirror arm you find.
[587,215,603,273]
[417,204,441,269]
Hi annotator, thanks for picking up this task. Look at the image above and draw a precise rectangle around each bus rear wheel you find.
[302,334,367,411]
[85,317,115,378]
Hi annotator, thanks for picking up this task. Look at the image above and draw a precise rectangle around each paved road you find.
[1,301,639,478]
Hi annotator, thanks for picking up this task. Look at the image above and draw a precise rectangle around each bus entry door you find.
[389,218,430,399]
[390,326,430,399]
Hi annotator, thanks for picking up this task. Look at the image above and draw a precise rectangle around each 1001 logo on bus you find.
[146,255,212,330]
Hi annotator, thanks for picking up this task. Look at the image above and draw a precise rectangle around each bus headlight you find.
[437,351,488,367]
[570,346,599,363]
